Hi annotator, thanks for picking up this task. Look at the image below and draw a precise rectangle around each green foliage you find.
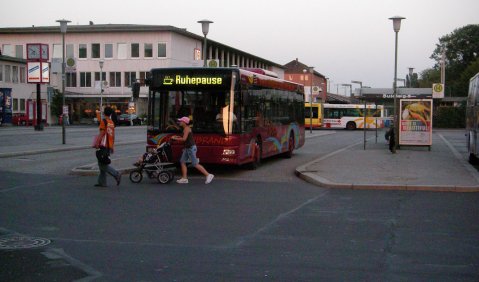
[50,90,63,117]
[427,24,479,96]
[418,68,440,88]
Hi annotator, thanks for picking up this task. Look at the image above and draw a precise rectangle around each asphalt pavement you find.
[1,125,478,192]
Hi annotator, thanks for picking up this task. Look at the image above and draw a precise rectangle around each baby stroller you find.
[129,142,176,184]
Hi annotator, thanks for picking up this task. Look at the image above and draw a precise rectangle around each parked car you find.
[118,114,142,126]
[12,113,32,126]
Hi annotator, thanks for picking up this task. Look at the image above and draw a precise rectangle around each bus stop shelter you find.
[354,88,433,150]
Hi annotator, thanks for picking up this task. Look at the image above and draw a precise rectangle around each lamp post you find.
[389,15,405,153]
[198,19,213,67]
[99,60,104,120]
[56,19,71,144]
[303,67,314,133]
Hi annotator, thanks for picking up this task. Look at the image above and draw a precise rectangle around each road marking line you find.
[438,133,479,184]
[233,190,330,248]
[0,180,57,193]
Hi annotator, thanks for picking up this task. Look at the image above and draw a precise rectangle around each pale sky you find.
[2,0,478,91]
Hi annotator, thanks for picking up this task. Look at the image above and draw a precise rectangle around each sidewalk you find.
[296,131,479,192]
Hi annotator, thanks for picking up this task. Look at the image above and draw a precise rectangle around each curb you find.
[295,168,479,193]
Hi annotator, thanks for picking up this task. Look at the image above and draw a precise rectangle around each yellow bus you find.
[304,102,322,129]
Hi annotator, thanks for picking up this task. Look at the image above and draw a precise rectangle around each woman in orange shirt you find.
[95,106,121,187]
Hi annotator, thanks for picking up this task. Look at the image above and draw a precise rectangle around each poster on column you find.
[399,99,433,146]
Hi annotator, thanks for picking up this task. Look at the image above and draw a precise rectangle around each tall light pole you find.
[99,60,104,120]
[303,67,314,133]
[56,19,71,144]
[389,15,405,153]
[198,19,213,67]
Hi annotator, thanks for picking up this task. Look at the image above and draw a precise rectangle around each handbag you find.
[96,147,111,164]
[92,119,108,148]
[95,119,111,164]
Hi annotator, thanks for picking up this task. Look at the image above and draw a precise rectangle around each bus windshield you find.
[150,89,240,135]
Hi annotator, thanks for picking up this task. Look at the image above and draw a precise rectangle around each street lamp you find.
[303,67,314,133]
[198,19,213,67]
[389,15,405,153]
[99,60,104,120]
[56,19,71,145]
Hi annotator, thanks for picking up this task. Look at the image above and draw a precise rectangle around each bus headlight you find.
[222,149,236,156]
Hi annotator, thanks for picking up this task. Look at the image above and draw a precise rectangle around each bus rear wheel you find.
[346,121,357,130]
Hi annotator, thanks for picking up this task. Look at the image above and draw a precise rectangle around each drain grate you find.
[0,235,51,250]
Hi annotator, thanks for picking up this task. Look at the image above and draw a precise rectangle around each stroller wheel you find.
[157,171,171,184]
[129,170,143,183]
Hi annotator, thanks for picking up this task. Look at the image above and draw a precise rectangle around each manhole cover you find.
[0,236,51,250]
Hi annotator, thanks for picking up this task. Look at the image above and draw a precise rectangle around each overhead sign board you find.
[359,88,433,101]
[27,62,50,84]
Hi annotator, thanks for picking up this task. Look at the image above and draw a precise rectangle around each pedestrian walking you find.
[94,106,121,187]
[385,125,396,153]
[171,116,214,184]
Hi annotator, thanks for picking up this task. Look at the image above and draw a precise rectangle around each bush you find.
[433,106,465,128]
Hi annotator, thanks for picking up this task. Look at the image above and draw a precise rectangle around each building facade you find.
[284,58,328,103]
[0,24,286,125]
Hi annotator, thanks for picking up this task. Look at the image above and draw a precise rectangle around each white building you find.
[0,23,285,125]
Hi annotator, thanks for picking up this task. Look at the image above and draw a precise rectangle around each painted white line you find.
[0,180,57,193]
[438,133,479,184]
[233,190,330,247]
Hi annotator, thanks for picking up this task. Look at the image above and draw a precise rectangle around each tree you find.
[418,68,440,88]
[50,89,63,117]
[430,24,479,96]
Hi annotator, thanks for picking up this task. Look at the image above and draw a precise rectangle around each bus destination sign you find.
[163,75,223,86]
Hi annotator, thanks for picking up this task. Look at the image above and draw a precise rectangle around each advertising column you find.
[399,99,433,147]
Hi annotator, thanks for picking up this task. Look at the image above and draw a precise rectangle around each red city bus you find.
[146,67,305,168]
